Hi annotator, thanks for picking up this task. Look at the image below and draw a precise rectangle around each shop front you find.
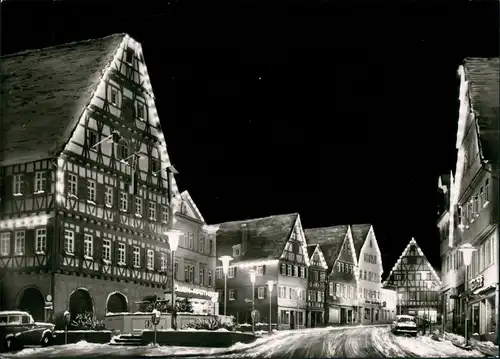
[467,275,497,339]
[165,284,219,315]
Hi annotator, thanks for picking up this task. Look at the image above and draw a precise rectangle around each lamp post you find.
[166,229,181,330]
[398,293,403,315]
[458,243,477,348]
[266,280,274,332]
[249,269,256,334]
[219,255,233,316]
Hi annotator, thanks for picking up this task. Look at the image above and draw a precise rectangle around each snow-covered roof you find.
[0,311,29,316]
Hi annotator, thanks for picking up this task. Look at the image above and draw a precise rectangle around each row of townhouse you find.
[437,57,499,341]
[213,214,398,329]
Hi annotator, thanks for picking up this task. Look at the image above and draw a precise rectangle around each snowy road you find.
[2,326,487,358]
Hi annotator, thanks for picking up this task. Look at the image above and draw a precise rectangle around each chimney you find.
[241,223,248,255]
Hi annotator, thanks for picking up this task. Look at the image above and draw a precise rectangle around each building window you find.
[84,234,93,258]
[174,262,178,279]
[87,130,98,149]
[287,265,292,276]
[208,270,212,287]
[68,174,77,196]
[35,172,46,192]
[87,180,96,202]
[336,283,341,296]
[147,249,154,270]
[349,286,354,299]
[216,267,223,279]
[300,267,305,278]
[118,243,126,265]
[119,144,129,160]
[228,267,235,278]
[13,174,24,195]
[188,233,194,250]
[258,287,265,299]
[473,195,479,215]
[111,88,118,105]
[229,290,236,301]
[120,192,128,211]
[64,230,74,254]
[199,237,204,254]
[105,186,113,207]
[329,282,334,296]
[14,231,25,255]
[137,103,145,119]
[161,206,169,223]
[209,239,214,255]
[103,239,111,262]
[0,233,10,256]
[199,268,205,285]
[189,265,194,282]
[134,197,142,216]
[133,246,140,267]
[232,244,241,257]
[151,159,160,173]
[125,48,134,63]
[257,265,264,275]
[160,253,167,272]
[294,265,298,277]
[35,228,47,253]
[484,179,489,205]
[148,202,156,221]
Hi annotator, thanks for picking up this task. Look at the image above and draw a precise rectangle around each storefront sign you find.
[470,275,484,292]
[175,284,218,300]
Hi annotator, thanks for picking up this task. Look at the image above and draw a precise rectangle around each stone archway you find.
[69,288,94,321]
[106,292,128,314]
[18,287,45,322]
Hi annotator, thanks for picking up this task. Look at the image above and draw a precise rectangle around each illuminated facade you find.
[383,238,442,322]
[441,58,499,339]
[305,244,328,327]
[0,34,215,322]
[215,213,310,329]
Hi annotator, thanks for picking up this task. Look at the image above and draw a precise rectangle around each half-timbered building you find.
[382,238,442,322]
[215,213,310,329]
[0,34,216,323]
[305,244,328,327]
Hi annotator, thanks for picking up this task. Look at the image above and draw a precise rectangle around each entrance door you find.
[290,310,295,329]
[472,304,480,335]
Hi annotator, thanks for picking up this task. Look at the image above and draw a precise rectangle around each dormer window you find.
[232,244,241,257]
[125,48,134,64]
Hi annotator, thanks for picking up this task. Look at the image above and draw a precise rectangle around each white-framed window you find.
[120,192,128,211]
[147,249,154,270]
[105,186,113,207]
[257,265,264,275]
[329,282,334,296]
[287,265,292,276]
[189,265,194,283]
[64,230,74,254]
[118,242,126,265]
[119,144,128,160]
[258,287,265,299]
[0,233,10,256]
[208,270,212,287]
[110,88,118,105]
[137,103,145,120]
[87,180,96,202]
[14,231,25,255]
[228,266,235,278]
[84,234,93,258]
[148,201,156,221]
[13,174,23,195]
[199,237,204,254]
[103,239,111,262]
[162,206,169,223]
[216,267,223,278]
[135,197,142,216]
[294,265,298,277]
[160,252,167,272]
[35,172,46,192]
[300,267,305,278]
[199,268,205,285]
[133,246,140,267]
[188,233,194,250]
[349,286,354,299]
[209,239,214,255]
[232,244,241,257]
[35,228,47,253]
[68,173,78,196]
[229,290,236,301]
[336,283,341,296]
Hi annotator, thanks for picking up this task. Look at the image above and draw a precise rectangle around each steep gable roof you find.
[307,244,317,258]
[304,225,347,270]
[461,57,500,164]
[180,190,205,223]
[306,244,329,270]
[0,34,126,166]
[350,224,372,258]
[216,213,298,264]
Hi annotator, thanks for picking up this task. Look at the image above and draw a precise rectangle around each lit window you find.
[147,249,154,270]
[35,172,46,192]
[64,230,74,254]
[102,239,111,262]
[118,243,126,265]
[133,246,140,267]
[13,174,24,195]
[87,180,96,202]
[135,197,142,216]
[84,234,93,258]
[88,130,98,150]
[120,192,128,211]
[148,201,156,221]
[111,88,118,105]
[258,287,265,299]
[68,174,78,196]
[14,231,25,255]
[137,103,145,119]
[0,233,11,256]
[160,253,167,272]
[35,228,47,254]
[229,290,236,300]
[105,187,113,207]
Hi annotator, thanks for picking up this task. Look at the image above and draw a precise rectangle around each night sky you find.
[2,0,498,275]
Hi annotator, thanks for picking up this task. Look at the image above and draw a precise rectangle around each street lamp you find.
[398,293,403,315]
[218,255,233,316]
[458,243,477,348]
[249,269,256,334]
[266,280,274,332]
[166,229,182,330]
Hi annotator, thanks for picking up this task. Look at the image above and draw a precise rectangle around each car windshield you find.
[8,315,22,324]
[398,317,415,323]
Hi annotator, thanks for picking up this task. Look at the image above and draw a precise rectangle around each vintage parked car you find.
[0,311,55,351]
[391,314,418,337]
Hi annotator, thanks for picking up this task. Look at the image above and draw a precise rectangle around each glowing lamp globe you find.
[458,243,477,267]
[267,280,274,293]
[166,229,182,252]
[218,255,233,275]
[249,269,256,284]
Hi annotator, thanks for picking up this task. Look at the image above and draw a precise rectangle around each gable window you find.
[84,234,93,259]
[293,265,298,277]
[208,270,212,286]
[133,246,140,267]
[137,103,145,120]
[87,180,96,202]
[102,239,111,262]
[151,159,160,173]
[337,262,341,272]
[105,186,113,207]
[147,249,154,270]
[125,48,134,64]
[118,144,129,161]
[120,192,128,212]
[148,201,156,221]
[87,130,98,150]
[340,262,345,272]
[335,283,341,297]
[228,267,235,278]
[0,233,10,256]
[232,244,241,257]
[258,287,265,299]
[110,88,118,105]
[68,174,78,196]
[14,231,25,255]
[35,172,46,193]
[35,228,47,254]
[118,243,126,265]
[64,230,74,254]
[162,206,169,223]
[370,239,373,247]
[135,197,142,216]
[320,272,326,281]
[13,174,24,195]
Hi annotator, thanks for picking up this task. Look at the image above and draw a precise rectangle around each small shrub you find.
[70,312,105,330]
[175,298,194,313]
[182,317,235,331]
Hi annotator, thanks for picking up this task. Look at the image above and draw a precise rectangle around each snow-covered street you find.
[1,326,488,358]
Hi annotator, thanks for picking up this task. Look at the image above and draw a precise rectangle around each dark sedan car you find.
[1,311,55,351]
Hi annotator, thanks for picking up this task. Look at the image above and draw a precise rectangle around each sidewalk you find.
[430,330,498,357]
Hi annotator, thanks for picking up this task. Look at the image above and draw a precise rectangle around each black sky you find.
[2,0,499,275]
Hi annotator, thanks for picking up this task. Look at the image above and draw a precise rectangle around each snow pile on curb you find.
[443,332,499,357]
[395,333,485,357]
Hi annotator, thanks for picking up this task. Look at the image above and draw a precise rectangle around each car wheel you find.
[5,337,18,351]
[41,333,53,347]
